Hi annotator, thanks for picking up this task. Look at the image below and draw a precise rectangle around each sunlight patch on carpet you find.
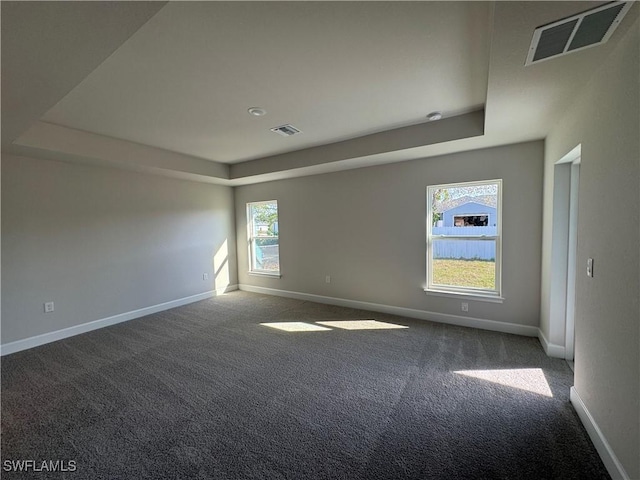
[453,368,553,397]
[261,322,332,332]
[316,320,408,330]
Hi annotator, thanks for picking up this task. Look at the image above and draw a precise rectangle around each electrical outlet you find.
[461,302,469,312]
[44,302,55,313]
[325,275,331,284]
[203,273,209,281]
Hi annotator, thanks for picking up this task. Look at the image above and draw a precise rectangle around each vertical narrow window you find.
[247,200,280,275]
[426,180,502,298]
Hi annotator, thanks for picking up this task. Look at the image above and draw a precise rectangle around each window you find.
[426,180,502,299]
[248,200,280,275]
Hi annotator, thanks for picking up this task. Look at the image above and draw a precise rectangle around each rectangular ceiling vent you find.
[270,124,302,137]
[525,1,632,66]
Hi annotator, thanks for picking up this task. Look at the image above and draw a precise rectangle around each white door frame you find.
[565,160,580,361]
[549,144,581,360]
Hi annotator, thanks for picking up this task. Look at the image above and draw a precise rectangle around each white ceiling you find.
[3,1,637,185]
[1,1,167,150]
[40,2,491,163]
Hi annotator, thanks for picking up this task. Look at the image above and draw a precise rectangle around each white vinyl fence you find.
[431,227,496,261]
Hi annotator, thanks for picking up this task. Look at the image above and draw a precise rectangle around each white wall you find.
[235,141,543,329]
[542,16,639,479]
[1,154,237,346]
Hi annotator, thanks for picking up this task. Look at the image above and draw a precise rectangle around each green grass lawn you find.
[433,259,495,289]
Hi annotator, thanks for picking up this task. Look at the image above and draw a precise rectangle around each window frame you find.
[425,179,503,300]
[247,200,281,277]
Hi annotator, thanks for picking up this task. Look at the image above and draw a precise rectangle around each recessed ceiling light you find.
[248,107,267,117]
[427,111,443,121]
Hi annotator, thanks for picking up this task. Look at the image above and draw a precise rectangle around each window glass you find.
[427,180,501,297]
[248,201,280,274]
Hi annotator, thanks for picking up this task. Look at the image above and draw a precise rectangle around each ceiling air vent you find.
[525,1,632,66]
[270,124,302,137]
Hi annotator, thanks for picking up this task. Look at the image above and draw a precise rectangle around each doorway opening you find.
[549,144,581,364]
[565,160,580,363]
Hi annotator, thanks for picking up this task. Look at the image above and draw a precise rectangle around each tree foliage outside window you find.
[431,188,449,225]
[251,203,278,236]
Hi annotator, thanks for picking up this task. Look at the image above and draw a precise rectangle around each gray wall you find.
[235,141,543,327]
[1,154,237,345]
[542,15,639,479]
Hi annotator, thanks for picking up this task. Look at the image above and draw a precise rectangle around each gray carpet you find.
[2,291,609,479]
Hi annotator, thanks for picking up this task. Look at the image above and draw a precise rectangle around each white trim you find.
[564,161,580,361]
[424,289,504,303]
[570,387,630,480]
[547,145,582,363]
[248,271,281,279]
[557,144,582,165]
[239,284,538,337]
[0,285,238,356]
[247,199,279,274]
[537,328,566,358]
[426,179,502,298]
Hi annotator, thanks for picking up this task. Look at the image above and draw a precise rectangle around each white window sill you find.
[248,271,281,279]
[424,289,504,303]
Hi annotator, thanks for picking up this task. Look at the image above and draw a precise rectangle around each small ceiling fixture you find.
[427,112,443,121]
[271,124,302,137]
[248,107,267,117]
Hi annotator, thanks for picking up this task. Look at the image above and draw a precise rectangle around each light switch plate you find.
[587,258,594,277]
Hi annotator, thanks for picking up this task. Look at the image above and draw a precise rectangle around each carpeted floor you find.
[1,291,609,479]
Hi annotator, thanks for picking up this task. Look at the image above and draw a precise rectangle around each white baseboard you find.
[537,328,566,358]
[570,387,630,480]
[0,285,238,356]
[238,284,538,337]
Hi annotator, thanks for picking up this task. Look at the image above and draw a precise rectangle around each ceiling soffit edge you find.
[11,110,485,184]
[230,110,485,179]
[12,121,230,180]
